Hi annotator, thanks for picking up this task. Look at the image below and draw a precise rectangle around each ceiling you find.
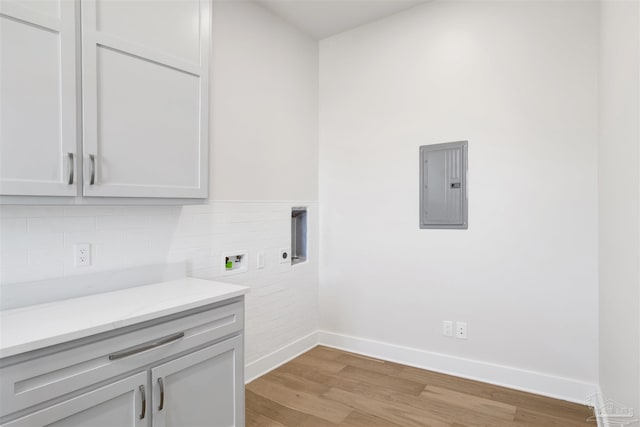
[254,0,428,40]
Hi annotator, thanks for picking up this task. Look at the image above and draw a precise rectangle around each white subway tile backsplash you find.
[174,213,213,236]
[28,248,65,265]
[0,201,318,366]
[145,214,179,230]
[1,232,63,253]
[28,216,95,233]
[0,249,27,267]
[0,218,27,235]
[7,265,66,284]
[63,230,121,247]
[1,206,66,218]
[62,206,122,217]
[95,215,150,230]
[123,205,182,216]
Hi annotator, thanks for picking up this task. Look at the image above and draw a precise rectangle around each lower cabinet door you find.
[2,372,148,427]
[151,335,244,427]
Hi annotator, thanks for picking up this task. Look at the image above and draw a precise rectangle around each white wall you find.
[598,0,640,415]
[0,0,319,374]
[210,0,318,201]
[319,0,599,401]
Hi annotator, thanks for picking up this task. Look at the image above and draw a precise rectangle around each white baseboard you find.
[318,330,598,405]
[591,385,609,427]
[244,331,319,383]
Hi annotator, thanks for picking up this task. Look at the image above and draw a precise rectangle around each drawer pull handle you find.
[158,377,165,411]
[108,332,185,361]
[139,385,146,420]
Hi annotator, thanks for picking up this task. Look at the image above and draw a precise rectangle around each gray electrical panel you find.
[420,141,468,229]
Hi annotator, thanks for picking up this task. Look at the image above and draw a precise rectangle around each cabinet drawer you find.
[0,300,242,418]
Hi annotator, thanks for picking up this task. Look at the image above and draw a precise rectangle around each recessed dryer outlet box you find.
[291,207,307,266]
[222,251,248,276]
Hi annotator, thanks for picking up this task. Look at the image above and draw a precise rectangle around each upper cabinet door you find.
[0,0,77,196]
[81,0,210,199]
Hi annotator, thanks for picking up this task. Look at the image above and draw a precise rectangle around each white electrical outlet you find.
[442,320,453,337]
[455,321,468,339]
[74,243,91,267]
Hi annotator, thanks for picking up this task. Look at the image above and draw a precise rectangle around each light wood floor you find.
[245,346,595,427]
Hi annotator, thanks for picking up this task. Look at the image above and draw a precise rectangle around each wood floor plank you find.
[322,386,451,427]
[305,346,344,361]
[246,408,287,427]
[337,365,426,396]
[246,346,595,427]
[397,364,592,422]
[245,389,310,426]
[513,407,593,427]
[325,366,501,426]
[339,411,403,427]
[373,384,519,426]
[420,385,517,420]
[290,353,348,374]
[327,373,404,401]
[267,369,331,396]
[334,351,404,376]
[297,415,341,427]
[276,359,336,385]
[248,377,353,424]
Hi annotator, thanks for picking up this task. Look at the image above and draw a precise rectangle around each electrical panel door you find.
[420,141,468,229]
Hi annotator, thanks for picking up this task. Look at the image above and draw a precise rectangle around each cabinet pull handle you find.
[89,154,96,185]
[158,377,165,411]
[108,332,185,361]
[67,153,74,185]
[139,385,146,420]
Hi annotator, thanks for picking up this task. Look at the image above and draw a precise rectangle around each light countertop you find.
[0,278,248,359]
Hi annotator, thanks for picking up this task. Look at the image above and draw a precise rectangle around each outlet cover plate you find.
[442,320,453,337]
[74,243,91,267]
[455,321,468,339]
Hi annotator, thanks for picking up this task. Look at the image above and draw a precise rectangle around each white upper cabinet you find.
[0,0,209,202]
[0,0,78,197]
[81,0,210,199]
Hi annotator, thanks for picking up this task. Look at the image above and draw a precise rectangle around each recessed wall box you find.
[420,141,468,229]
[222,251,248,275]
[291,207,307,265]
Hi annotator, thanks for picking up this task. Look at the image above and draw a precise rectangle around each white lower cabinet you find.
[152,336,244,427]
[0,301,245,427]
